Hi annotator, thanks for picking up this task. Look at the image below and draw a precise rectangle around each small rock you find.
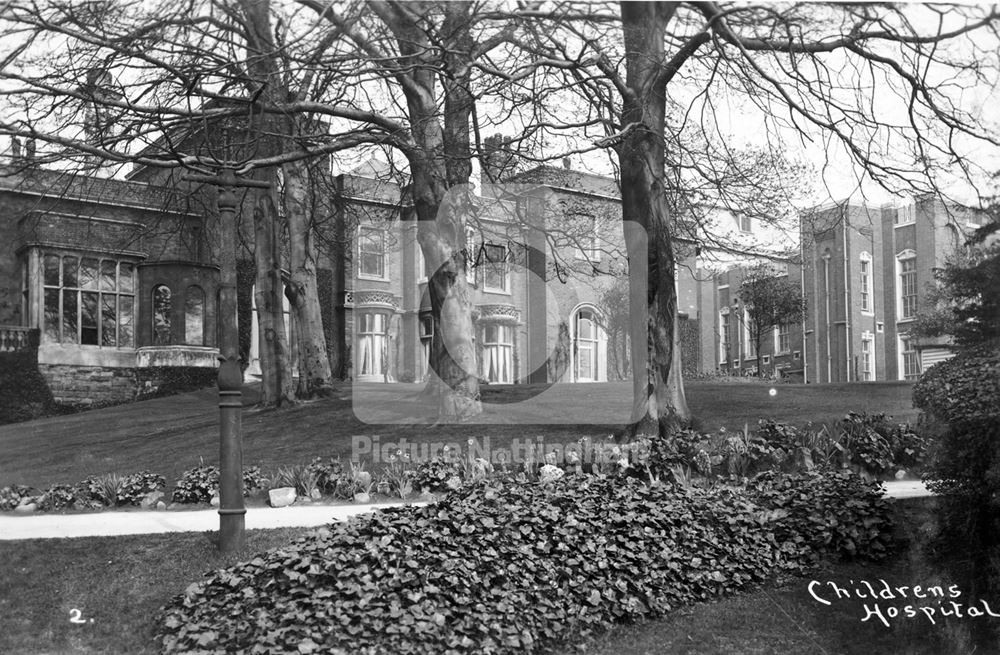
[418,491,438,503]
[298,496,312,503]
[353,492,372,504]
[140,490,165,509]
[166,502,179,510]
[210,494,220,507]
[156,501,167,511]
[17,496,36,507]
[895,469,907,480]
[269,487,297,508]
[309,488,322,500]
[354,471,372,487]
[14,503,37,513]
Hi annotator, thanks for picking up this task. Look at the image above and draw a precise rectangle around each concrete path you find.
[0,481,931,541]
[0,501,425,541]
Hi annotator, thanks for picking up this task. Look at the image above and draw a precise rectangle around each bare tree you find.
[508,1,1000,437]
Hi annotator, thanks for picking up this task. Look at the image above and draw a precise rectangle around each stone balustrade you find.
[0,326,36,353]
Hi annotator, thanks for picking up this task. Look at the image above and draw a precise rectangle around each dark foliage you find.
[0,332,57,426]
[171,464,264,503]
[78,471,164,506]
[915,345,1000,648]
[747,469,895,563]
[157,473,894,654]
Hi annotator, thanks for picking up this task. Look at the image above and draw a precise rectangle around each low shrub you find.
[306,457,346,495]
[0,484,37,510]
[37,484,79,511]
[157,472,893,654]
[171,464,264,503]
[747,469,894,562]
[273,464,319,497]
[412,451,464,492]
[78,471,164,506]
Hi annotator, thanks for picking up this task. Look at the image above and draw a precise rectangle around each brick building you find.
[798,196,986,382]
[0,161,222,405]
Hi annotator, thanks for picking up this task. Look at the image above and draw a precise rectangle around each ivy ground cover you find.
[157,472,893,654]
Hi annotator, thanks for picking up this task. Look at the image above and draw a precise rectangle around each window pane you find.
[153,286,172,345]
[119,263,134,293]
[485,325,497,343]
[44,289,60,342]
[578,313,594,340]
[44,255,60,287]
[185,287,205,345]
[63,256,79,288]
[80,258,98,289]
[62,290,78,344]
[100,294,117,346]
[100,260,116,291]
[81,291,99,345]
[119,296,134,348]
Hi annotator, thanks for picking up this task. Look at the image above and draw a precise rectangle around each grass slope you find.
[0,380,916,488]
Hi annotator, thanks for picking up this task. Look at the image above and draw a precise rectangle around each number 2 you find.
[69,609,85,624]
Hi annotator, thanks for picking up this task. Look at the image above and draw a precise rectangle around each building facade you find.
[0,162,222,405]
[798,196,985,383]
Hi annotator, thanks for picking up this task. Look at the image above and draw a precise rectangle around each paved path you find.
[0,501,424,540]
[0,481,930,541]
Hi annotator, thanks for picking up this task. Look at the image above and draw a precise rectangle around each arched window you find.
[185,286,205,345]
[573,307,604,382]
[152,285,172,345]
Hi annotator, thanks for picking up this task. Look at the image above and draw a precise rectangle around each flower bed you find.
[156,470,893,654]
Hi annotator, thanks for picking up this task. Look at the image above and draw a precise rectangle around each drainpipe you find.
[842,205,852,383]
[823,253,832,383]
[799,234,808,383]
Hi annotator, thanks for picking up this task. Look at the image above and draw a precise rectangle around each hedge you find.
[157,472,893,654]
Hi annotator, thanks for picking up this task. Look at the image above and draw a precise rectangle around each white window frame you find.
[481,242,510,294]
[899,333,920,381]
[859,252,873,314]
[738,214,752,233]
[773,323,791,354]
[741,306,755,359]
[861,332,874,381]
[358,226,387,280]
[482,323,513,384]
[897,250,917,321]
[719,308,730,363]
[895,204,916,226]
[42,251,136,349]
[357,312,388,380]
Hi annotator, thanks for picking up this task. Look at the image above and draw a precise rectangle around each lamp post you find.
[183,167,269,553]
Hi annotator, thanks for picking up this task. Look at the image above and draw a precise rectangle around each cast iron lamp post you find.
[183,166,269,553]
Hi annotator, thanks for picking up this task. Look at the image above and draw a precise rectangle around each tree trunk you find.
[619,1,691,440]
[252,191,296,407]
[283,158,335,397]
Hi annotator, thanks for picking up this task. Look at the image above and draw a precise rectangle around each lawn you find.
[0,528,310,655]
[0,379,917,488]
[0,498,965,655]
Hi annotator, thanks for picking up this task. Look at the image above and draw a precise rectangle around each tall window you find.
[482,324,513,384]
[774,323,790,354]
[482,243,509,292]
[861,334,873,381]
[900,335,919,380]
[358,312,387,379]
[152,285,172,345]
[358,227,386,278]
[185,286,205,345]
[719,311,730,363]
[742,307,755,359]
[738,215,752,232]
[575,308,600,381]
[43,253,134,347]
[859,253,872,312]
[899,255,917,319]
[419,313,433,381]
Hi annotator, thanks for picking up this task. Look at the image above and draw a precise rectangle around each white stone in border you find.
[268,487,297,508]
